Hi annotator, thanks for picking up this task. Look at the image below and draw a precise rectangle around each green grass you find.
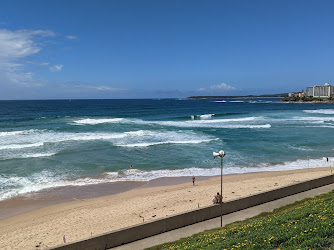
[147,190,334,249]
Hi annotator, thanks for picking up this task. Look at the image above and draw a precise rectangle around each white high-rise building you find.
[305,83,334,98]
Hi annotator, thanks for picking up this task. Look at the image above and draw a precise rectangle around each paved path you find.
[113,183,334,250]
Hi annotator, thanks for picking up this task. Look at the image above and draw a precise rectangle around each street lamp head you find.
[213,150,226,159]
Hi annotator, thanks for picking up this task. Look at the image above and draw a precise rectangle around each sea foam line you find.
[72,118,125,125]
[0,152,57,160]
[0,129,44,137]
[0,142,44,150]
[116,138,216,148]
[70,117,269,129]
[1,156,331,201]
[304,109,334,115]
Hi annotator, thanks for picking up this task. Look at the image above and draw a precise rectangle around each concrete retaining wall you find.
[51,174,334,250]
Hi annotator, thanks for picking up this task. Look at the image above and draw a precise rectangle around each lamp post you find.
[213,150,226,227]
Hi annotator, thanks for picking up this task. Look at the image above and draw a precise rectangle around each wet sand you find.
[0,167,332,249]
[0,181,147,220]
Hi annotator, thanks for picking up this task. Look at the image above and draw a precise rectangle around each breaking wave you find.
[1,156,330,201]
[304,109,334,115]
[72,118,125,125]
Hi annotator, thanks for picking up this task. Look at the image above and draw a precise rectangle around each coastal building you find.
[288,91,305,98]
[306,83,334,98]
[298,92,305,98]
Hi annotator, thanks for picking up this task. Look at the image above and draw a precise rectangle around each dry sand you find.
[0,167,332,249]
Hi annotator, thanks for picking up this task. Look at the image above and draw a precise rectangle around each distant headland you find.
[188,82,334,103]
[186,93,288,100]
[281,82,334,103]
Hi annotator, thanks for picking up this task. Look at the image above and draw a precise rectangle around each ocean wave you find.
[229,100,244,103]
[150,118,269,129]
[303,125,334,128]
[0,129,44,137]
[286,145,313,151]
[107,157,332,181]
[115,130,217,147]
[117,138,215,148]
[190,114,215,120]
[291,116,334,122]
[304,109,334,114]
[0,152,57,160]
[0,142,44,150]
[69,116,269,129]
[225,124,271,129]
[0,156,331,201]
[72,118,125,125]
[0,171,74,200]
[198,114,215,119]
[0,130,217,155]
[248,100,273,104]
[215,100,226,103]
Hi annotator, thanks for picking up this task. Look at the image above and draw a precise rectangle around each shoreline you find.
[280,100,334,104]
[0,176,211,221]
[0,167,332,249]
[0,165,329,220]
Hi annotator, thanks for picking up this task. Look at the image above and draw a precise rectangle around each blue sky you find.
[1,0,334,99]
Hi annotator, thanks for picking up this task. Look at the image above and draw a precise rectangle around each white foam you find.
[17,152,57,159]
[286,145,313,151]
[229,100,244,103]
[115,130,217,147]
[304,109,334,114]
[104,157,333,182]
[72,118,125,125]
[1,157,331,201]
[149,118,270,129]
[0,130,217,159]
[223,124,271,129]
[0,152,57,160]
[70,116,268,129]
[0,129,43,137]
[118,139,215,148]
[215,100,226,103]
[291,116,334,122]
[198,114,214,119]
[0,142,44,150]
[0,172,75,200]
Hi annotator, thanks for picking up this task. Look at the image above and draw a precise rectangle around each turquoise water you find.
[0,98,333,200]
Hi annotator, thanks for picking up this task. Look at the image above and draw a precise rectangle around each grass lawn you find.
[147,189,334,249]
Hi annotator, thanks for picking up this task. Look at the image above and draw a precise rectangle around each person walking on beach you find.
[192,175,195,186]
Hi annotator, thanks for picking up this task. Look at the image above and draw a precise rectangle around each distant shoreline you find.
[280,96,334,103]
[280,100,334,103]
[186,95,286,100]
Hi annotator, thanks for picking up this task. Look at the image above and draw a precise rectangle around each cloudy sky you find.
[1,0,334,99]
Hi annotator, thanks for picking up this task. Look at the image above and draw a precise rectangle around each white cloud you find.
[198,83,237,92]
[94,86,116,91]
[66,35,79,40]
[49,64,63,72]
[59,82,127,92]
[39,62,50,66]
[0,29,56,85]
[0,29,55,61]
[210,83,236,90]
[90,85,127,92]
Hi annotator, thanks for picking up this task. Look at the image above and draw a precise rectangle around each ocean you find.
[0,98,333,201]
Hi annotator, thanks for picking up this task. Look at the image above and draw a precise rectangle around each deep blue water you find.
[1,98,334,200]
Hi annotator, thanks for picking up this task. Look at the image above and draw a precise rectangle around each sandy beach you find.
[0,167,332,249]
